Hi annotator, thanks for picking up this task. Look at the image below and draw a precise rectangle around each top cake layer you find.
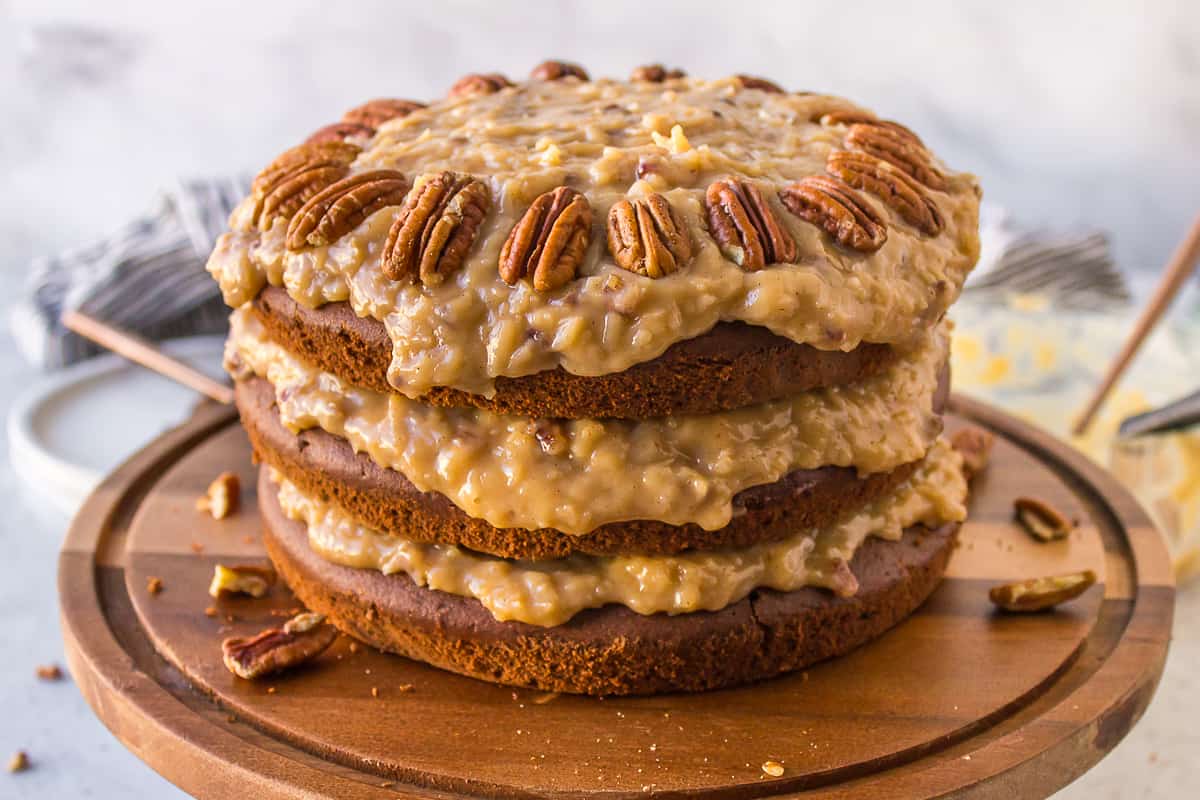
[208,67,981,398]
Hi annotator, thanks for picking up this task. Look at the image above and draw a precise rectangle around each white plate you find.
[7,336,228,518]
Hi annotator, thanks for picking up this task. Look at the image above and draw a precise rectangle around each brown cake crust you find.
[260,467,960,696]
[251,286,899,419]
[238,376,933,559]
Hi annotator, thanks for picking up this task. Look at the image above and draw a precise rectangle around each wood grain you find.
[60,397,1174,799]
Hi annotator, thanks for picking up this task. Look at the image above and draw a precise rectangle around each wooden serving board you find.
[60,396,1174,799]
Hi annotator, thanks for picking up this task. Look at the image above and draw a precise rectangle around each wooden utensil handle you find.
[1073,212,1200,435]
[61,310,233,405]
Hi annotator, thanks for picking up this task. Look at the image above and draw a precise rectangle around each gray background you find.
[1,1,1196,797]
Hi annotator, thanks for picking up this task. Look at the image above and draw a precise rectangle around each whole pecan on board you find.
[845,123,945,190]
[705,177,798,270]
[733,74,784,93]
[286,169,410,250]
[1013,497,1075,542]
[630,64,687,82]
[382,171,492,286]
[826,150,944,236]
[606,193,693,278]
[305,121,374,145]
[250,141,361,230]
[499,187,592,291]
[989,571,1097,612]
[530,60,589,81]
[779,176,888,253]
[341,98,426,128]
[222,612,338,680]
[209,564,277,599]
[448,73,514,98]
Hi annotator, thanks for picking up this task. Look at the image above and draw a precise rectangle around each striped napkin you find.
[9,194,1130,370]
[10,176,250,370]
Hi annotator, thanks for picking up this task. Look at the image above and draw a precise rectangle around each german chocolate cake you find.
[207,61,982,695]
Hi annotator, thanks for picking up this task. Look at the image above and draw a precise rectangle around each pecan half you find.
[845,123,944,190]
[733,74,783,93]
[342,98,425,128]
[209,564,277,599]
[1013,497,1075,542]
[818,111,923,144]
[250,141,360,229]
[382,171,492,286]
[221,612,337,680]
[499,187,592,291]
[286,169,409,250]
[606,194,693,278]
[779,176,887,253]
[305,121,375,144]
[448,73,513,98]
[950,426,995,481]
[705,177,797,270]
[530,60,589,81]
[827,150,944,236]
[989,570,1097,612]
[630,64,686,82]
[196,471,240,519]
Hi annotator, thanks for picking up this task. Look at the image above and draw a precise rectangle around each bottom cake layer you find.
[259,468,962,696]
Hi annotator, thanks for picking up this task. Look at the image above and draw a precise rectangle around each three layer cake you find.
[208,62,982,695]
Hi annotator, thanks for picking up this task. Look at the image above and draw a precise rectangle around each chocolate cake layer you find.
[239,376,926,559]
[260,467,960,696]
[252,286,899,419]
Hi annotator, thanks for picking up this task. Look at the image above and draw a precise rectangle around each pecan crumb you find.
[204,606,218,618]
[762,760,784,777]
[209,564,277,599]
[196,472,240,520]
[950,426,995,480]
[371,686,379,698]
[533,692,560,705]
[146,576,164,595]
[397,684,414,693]
[348,641,360,654]
[35,664,62,681]
[7,751,29,773]
[190,542,205,554]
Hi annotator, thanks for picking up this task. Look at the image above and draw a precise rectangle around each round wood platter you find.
[60,396,1175,799]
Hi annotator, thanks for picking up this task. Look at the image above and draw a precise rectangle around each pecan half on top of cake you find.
[383,171,492,286]
[705,177,798,270]
[779,176,888,253]
[606,193,693,278]
[499,186,593,291]
[286,169,410,250]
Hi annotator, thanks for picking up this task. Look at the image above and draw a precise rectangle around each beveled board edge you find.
[58,396,1175,800]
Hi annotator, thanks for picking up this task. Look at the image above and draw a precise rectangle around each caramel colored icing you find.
[209,78,980,397]
[274,437,967,626]
[228,307,948,533]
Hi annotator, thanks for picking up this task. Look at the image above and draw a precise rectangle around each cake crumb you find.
[267,686,277,695]
[533,692,559,705]
[397,684,414,693]
[762,760,784,777]
[190,541,205,553]
[146,577,164,595]
[204,606,217,618]
[8,751,29,773]
[35,664,63,681]
[371,687,379,698]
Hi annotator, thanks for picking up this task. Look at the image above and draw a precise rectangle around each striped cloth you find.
[10,176,250,370]
[10,193,1130,370]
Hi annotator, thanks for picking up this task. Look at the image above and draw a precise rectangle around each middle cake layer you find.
[227,306,949,535]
